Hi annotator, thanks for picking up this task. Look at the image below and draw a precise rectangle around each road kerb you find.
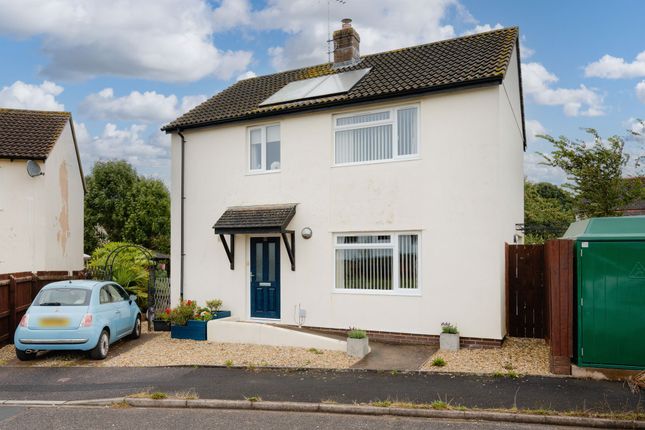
[3,398,642,429]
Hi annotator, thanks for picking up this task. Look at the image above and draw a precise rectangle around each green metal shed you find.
[563,216,645,369]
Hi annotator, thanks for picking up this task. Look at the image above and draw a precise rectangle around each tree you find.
[524,180,575,244]
[124,178,170,254]
[84,161,138,253]
[84,161,171,254]
[539,128,642,218]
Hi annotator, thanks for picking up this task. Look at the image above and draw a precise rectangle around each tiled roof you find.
[164,27,520,132]
[0,108,71,159]
[213,204,297,234]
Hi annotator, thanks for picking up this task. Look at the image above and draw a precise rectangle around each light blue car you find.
[14,280,142,361]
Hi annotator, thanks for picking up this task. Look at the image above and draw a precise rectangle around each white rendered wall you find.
[170,80,524,340]
[0,121,84,274]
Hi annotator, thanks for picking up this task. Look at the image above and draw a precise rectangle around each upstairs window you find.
[334,106,418,165]
[249,124,281,172]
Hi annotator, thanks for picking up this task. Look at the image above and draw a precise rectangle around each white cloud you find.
[584,51,645,79]
[523,152,567,184]
[0,80,64,110]
[79,89,207,122]
[525,119,546,144]
[636,81,645,103]
[255,0,459,70]
[180,94,208,113]
[78,123,171,182]
[0,0,252,82]
[236,70,257,81]
[461,23,503,36]
[521,62,605,116]
[212,0,252,32]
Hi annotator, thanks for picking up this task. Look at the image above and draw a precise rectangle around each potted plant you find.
[346,328,369,358]
[170,300,210,341]
[205,299,231,319]
[440,322,459,351]
[153,307,171,332]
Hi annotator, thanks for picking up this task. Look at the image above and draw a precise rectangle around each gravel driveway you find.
[0,327,359,369]
[422,337,551,375]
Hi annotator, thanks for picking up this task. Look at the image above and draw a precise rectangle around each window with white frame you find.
[249,124,281,172]
[334,105,418,165]
[334,233,419,292]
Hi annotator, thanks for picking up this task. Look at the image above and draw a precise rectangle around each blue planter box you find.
[171,320,207,341]
[170,311,231,341]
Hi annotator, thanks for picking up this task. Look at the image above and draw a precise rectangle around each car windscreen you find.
[33,288,91,306]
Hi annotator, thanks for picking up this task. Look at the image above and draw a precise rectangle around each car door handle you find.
[259,282,271,287]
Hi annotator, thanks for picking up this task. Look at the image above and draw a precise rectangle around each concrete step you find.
[207,318,347,352]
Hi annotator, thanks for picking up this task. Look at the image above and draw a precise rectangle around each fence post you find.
[8,275,16,343]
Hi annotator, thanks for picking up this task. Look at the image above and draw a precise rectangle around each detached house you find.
[0,108,85,274]
[163,23,525,345]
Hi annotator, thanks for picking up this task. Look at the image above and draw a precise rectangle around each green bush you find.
[170,300,197,326]
[431,357,447,367]
[347,328,367,339]
[441,322,459,334]
[205,299,223,312]
[88,241,154,309]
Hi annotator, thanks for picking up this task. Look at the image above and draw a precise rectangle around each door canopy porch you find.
[212,203,297,271]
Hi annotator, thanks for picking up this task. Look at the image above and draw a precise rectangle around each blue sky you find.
[0,0,643,184]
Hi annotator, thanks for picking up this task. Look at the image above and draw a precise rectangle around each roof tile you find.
[163,27,518,131]
[0,108,70,159]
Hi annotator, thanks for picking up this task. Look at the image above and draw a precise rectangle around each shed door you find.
[579,241,645,368]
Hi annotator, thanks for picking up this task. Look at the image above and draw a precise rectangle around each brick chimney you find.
[333,18,360,67]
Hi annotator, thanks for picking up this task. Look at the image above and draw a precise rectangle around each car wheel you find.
[16,349,37,361]
[89,329,110,360]
[129,315,141,339]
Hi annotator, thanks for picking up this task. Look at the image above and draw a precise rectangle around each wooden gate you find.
[506,244,546,338]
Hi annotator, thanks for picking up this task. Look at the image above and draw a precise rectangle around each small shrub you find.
[245,396,261,402]
[371,400,393,407]
[493,371,504,378]
[441,322,459,334]
[347,328,367,339]
[205,299,223,312]
[169,300,197,326]
[308,348,323,355]
[506,370,519,379]
[193,307,213,322]
[150,392,167,400]
[431,357,447,367]
[430,400,449,410]
[155,308,171,322]
[224,359,234,368]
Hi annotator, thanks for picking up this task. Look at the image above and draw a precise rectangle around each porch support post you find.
[281,230,295,271]
[219,234,235,270]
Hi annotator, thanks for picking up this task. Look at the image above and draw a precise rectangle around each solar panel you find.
[259,68,371,106]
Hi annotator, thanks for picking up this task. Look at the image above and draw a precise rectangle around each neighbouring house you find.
[163,23,525,345]
[0,108,85,274]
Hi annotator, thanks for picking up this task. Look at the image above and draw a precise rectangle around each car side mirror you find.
[129,294,137,304]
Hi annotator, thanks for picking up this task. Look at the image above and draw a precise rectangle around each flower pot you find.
[171,320,208,341]
[153,320,171,332]
[347,337,369,358]
[212,310,231,319]
[440,332,460,351]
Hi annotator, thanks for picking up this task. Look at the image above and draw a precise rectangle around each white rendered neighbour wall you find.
[0,122,84,274]
[170,79,524,340]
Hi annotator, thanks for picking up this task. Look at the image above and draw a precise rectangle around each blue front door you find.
[250,237,280,319]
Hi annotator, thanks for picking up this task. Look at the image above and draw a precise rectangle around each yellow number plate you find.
[39,317,70,327]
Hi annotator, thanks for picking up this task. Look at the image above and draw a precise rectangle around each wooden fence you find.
[505,240,575,375]
[544,239,574,375]
[0,271,83,347]
[506,244,546,338]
